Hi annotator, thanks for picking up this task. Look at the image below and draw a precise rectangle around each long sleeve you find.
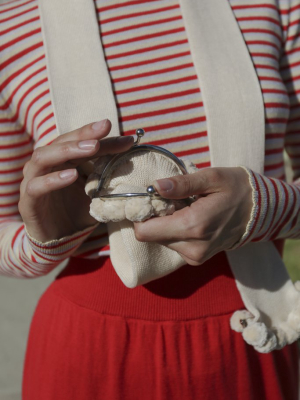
[236,1,300,246]
[0,133,97,278]
[236,166,300,245]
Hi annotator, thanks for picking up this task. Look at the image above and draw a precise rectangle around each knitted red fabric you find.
[22,252,298,400]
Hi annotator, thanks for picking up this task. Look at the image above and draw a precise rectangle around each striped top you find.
[0,0,299,277]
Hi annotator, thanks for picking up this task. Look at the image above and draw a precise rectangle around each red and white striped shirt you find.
[0,0,299,277]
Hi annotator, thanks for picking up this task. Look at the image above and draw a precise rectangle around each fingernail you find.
[154,178,173,192]
[59,169,77,179]
[92,119,107,131]
[78,140,98,150]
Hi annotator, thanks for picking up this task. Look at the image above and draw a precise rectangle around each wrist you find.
[24,222,99,263]
[228,166,260,250]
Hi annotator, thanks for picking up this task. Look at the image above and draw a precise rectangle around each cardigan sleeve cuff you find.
[228,166,261,250]
[23,223,99,265]
[230,166,300,249]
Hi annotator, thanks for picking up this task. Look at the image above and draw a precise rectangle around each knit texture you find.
[88,152,195,222]
[235,167,300,247]
[86,152,198,287]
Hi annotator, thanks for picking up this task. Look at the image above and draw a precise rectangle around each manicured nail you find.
[78,140,98,150]
[92,119,107,131]
[59,169,77,179]
[154,178,173,192]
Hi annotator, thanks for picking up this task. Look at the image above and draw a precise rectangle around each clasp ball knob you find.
[135,128,145,145]
[147,185,156,195]
[136,128,145,137]
[147,185,161,198]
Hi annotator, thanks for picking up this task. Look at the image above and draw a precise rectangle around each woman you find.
[0,0,299,398]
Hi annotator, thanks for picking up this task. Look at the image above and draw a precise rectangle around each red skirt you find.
[22,252,299,400]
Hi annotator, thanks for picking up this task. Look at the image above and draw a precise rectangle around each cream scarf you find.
[38,0,300,352]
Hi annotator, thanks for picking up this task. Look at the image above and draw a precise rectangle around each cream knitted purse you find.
[85,129,198,288]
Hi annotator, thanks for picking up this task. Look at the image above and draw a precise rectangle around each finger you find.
[24,169,78,199]
[26,136,134,179]
[152,168,223,199]
[26,139,99,179]
[160,240,213,266]
[54,118,110,144]
[160,240,202,266]
[134,197,211,242]
[174,251,202,266]
[94,135,134,156]
[134,207,196,242]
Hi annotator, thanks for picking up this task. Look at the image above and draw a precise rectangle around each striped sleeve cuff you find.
[23,223,99,265]
[233,166,300,248]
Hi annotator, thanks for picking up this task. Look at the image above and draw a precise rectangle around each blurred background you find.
[283,154,300,283]
[284,240,300,282]
[0,262,66,400]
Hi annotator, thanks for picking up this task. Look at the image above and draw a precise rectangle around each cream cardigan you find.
[37,0,300,353]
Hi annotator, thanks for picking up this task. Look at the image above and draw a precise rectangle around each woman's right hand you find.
[18,119,134,242]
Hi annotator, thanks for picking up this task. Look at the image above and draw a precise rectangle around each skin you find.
[18,119,134,242]
[134,166,253,266]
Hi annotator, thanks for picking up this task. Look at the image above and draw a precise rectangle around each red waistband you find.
[49,251,246,321]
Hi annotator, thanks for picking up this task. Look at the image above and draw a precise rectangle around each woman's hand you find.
[19,119,134,242]
[134,167,253,265]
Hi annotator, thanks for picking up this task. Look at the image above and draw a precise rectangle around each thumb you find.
[153,170,211,199]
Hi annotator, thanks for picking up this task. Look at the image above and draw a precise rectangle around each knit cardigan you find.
[1,0,300,352]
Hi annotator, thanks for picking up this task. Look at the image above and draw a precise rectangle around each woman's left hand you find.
[134,167,253,266]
